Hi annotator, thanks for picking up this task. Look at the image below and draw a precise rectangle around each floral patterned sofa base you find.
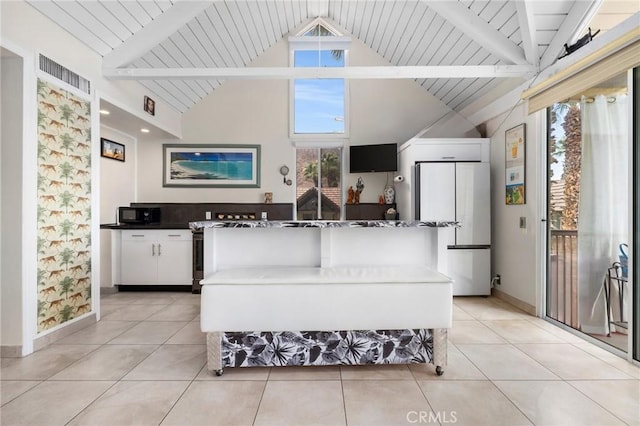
[206,328,447,376]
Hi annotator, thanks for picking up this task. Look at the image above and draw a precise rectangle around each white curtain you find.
[577,93,629,335]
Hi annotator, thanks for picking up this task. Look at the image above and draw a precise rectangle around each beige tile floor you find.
[2,292,639,426]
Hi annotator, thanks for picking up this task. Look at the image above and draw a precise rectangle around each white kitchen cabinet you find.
[120,230,192,285]
[408,143,482,162]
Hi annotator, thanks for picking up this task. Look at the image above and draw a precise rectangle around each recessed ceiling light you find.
[140,128,150,133]
[99,109,110,115]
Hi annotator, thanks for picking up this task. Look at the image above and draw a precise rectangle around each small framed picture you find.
[101,138,125,162]
[505,123,525,205]
[144,96,155,116]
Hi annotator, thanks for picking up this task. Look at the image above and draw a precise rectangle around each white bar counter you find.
[189,220,458,277]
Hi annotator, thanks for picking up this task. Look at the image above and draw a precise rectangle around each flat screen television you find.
[349,143,398,173]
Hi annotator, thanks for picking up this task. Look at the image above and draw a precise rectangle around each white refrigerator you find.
[416,162,491,295]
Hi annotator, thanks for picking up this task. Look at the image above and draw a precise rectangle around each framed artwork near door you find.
[101,138,125,162]
[505,123,526,205]
[162,144,261,188]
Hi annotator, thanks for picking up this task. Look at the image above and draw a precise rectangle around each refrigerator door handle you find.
[447,245,491,250]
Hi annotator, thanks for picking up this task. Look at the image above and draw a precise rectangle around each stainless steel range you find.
[191,212,260,293]
[192,230,204,293]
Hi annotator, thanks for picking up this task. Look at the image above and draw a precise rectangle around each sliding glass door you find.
[634,67,639,362]
[546,71,633,354]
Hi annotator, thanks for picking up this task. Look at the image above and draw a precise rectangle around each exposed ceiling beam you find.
[425,0,528,65]
[515,0,539,67]
[102,0,211,69]
[103,65,536,80]
[539,0,604,69]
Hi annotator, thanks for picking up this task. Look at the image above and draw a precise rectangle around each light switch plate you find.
[519,216,526,228]
[205,211,212,220]
[261,212,268,220]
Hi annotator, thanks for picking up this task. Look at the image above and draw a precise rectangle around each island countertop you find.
[189,220,458,231]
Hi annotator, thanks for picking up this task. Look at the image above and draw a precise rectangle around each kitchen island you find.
[190,220,456,375]
[189,220,458,275]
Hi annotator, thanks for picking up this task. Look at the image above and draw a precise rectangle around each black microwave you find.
[118,207,161,224]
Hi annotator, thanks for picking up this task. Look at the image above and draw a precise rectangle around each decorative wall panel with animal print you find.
[37,78,92,333]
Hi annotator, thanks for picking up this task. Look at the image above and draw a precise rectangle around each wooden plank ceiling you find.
[27,0,621,114]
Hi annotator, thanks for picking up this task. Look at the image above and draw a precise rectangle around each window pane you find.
[293,50,345,135]
[294,79,345,134]
[296,148,342,220]
[296,148,319,220]
[294,50,344,67]
[320,148,341,220]
[303,24,337,37]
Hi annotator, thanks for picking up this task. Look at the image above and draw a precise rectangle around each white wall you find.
[0,1,182,137]
[484,103,543,307]
[99,127,136,287]
[0,1,182,351]
[99,128,137,223]
[1,54,24,348]
[137,36,292,204]
[137,36,478,205]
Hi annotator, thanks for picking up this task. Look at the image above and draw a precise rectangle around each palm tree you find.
[38,111,47,129]
[37,79,47,98]
[59,276,75,298]
[561,104,581,230]
[59,162,74,184]
[37,300,47,318]
[38,141,47,160]
[321,151,340,187]
[60,133,74,154]
[549,103,569,180]
[60,304,74,322]
[37,173,46,191]
[302,161,319,186]
[37,205,47,223]
[59,191,74,212]
[37,236,46,254]
[37,268,46,287]
[59,247,75,269]
[302,151,340,187]
[59,104,74,127]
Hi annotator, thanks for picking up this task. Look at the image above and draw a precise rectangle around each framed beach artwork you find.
[505,124,525,205]
[163,144,261,188]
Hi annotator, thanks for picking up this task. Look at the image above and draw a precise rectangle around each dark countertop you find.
[100,223,190,230]
[189,220,459,230]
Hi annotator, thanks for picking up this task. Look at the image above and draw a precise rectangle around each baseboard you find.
[33,313,97,352]
[100,286,118,295]
[1,345,22,358]
[491,288,536,316]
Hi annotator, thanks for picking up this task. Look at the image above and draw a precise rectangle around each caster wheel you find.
[435,366,444,376]
[215,369,224,376]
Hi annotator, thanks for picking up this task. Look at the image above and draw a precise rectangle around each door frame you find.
[539,75,638,363]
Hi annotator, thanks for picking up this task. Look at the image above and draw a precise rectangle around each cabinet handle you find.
[167,234,181,237]
[152,244,155,256]
[441,156,455,159]
[131,234,145,237]
[158,243,161,256]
